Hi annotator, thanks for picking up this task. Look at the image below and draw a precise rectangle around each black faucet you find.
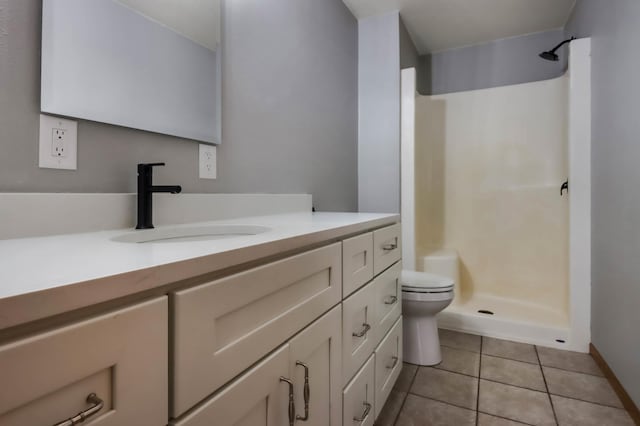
[136,163,182,229]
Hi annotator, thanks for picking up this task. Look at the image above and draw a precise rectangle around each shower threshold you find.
[437,293,571,349]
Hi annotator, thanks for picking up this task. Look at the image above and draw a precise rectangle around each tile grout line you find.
[477,410,536,426]
[546,392,631,410]
[535,345,560,425]
[406,392,477,413]
[476,336,483,426]
[392,366,419,426]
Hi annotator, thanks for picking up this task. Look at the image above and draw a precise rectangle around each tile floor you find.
[376,329,635,426]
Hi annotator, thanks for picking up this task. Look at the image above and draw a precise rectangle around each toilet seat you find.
[400,270,454,294]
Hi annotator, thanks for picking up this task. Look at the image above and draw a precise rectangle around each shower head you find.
[539,37,576,61]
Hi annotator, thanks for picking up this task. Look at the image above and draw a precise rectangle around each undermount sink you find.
[112,224,271,244]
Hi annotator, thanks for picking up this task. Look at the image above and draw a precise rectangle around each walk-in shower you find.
[401,39,592,352]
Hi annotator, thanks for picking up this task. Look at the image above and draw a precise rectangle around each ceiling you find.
[117,0,220,51]
[342,0,576,54]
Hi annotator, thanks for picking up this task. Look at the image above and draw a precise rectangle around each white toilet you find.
[401,270,455,366]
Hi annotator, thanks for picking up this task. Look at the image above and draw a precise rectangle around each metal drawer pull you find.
[353,401,372,422]
[53,393,104,426]
[352,323,371,338]
[384,295,398,305]
[296,361,310,421]
[280,377,296,426]
[382,243,397,251]
[386,356,399,370]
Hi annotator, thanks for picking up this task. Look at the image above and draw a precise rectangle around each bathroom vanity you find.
[0,212,402,426]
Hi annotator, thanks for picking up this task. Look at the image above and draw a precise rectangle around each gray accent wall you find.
[566,0,640,407]
[358,11,401,214]
[420,29,568,95]
[0,0,358,212]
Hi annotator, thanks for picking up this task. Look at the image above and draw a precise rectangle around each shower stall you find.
[401,39,592,352]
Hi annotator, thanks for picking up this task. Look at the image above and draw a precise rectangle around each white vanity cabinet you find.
[0,297,168,426]
[341,224,403,425]
[174,305,343,426]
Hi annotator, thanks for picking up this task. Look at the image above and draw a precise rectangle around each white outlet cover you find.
[39,114,78,170]
[199,144,217,179]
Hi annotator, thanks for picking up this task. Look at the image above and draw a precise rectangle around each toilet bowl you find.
[401,270,454,366]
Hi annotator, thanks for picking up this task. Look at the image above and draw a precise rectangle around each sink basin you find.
[112,225,271,244]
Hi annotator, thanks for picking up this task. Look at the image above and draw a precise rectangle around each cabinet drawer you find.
[0,297,168,426]
[372,261,402,344]
[343,355,375,426]
[172,345,290,426]
[342,282,376,385]
[374,316,403,418]
[172,243,342,417]
[342,232,374,298]
[373,224,402,275]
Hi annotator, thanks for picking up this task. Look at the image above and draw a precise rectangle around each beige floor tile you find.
[439,329,482,353]
[482,337,539,364]
[376,389,406,426]
[537,346,603,376]
[551,395,635,426]
[395,394,476,426]
[411,367,479,410]
[477,413,530,426]
[478,380,556,426]
[395,363,418,392]
[543,366,622,408]
[481,355,546,391]
[435,346,481,377]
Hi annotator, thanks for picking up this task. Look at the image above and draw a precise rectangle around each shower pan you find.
[400,38,592,352]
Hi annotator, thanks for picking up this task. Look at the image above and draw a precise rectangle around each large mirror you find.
[41,0,222,144]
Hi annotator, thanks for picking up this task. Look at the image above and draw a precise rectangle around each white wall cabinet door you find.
[173,345,291,426]
[288,305,342,426]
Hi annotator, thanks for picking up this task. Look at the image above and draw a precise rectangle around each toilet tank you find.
[420,249,460,299]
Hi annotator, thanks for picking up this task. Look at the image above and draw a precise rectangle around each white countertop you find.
[0,212,398,330]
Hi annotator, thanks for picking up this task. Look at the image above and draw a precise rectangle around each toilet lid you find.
[400,270,454,292]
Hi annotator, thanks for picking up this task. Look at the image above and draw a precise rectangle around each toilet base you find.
[403,314,442,366]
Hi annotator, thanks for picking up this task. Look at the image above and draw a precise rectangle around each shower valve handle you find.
[560,180,569,196]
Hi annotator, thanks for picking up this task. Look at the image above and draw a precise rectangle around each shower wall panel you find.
[415,76,569,314]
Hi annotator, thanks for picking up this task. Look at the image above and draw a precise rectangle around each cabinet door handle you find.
[386,356,399,370]
[384,295,398,305]
[296,361,310,421]
[53,393,104,426]
[280,377,296,426]
[352,323,371,338]
[353,401,372,423]
[382,243,397,251]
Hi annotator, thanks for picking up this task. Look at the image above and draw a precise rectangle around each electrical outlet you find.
[39,114,78,170]
[199,144,217,179]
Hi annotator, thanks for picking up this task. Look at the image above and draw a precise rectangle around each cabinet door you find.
[343,355,375,426]
[173,345,290,426]
[372,261,402,344]
[342,232,374,298]
[342,282,376,385]
[0,298,168,426]
[288,305,342,426]
[374,317,403,419]
[173,243,342,416]
[373,224,402,275]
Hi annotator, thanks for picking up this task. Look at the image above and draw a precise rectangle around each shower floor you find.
[437,292,571,350]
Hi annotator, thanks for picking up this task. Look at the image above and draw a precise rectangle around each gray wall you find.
[566,0,640,407]
[0,0,358,211]
[421,29,567,95]
[358,11,400,213]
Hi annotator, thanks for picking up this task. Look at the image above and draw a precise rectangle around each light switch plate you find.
[199,144,217,179]
[39,114,78,170]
